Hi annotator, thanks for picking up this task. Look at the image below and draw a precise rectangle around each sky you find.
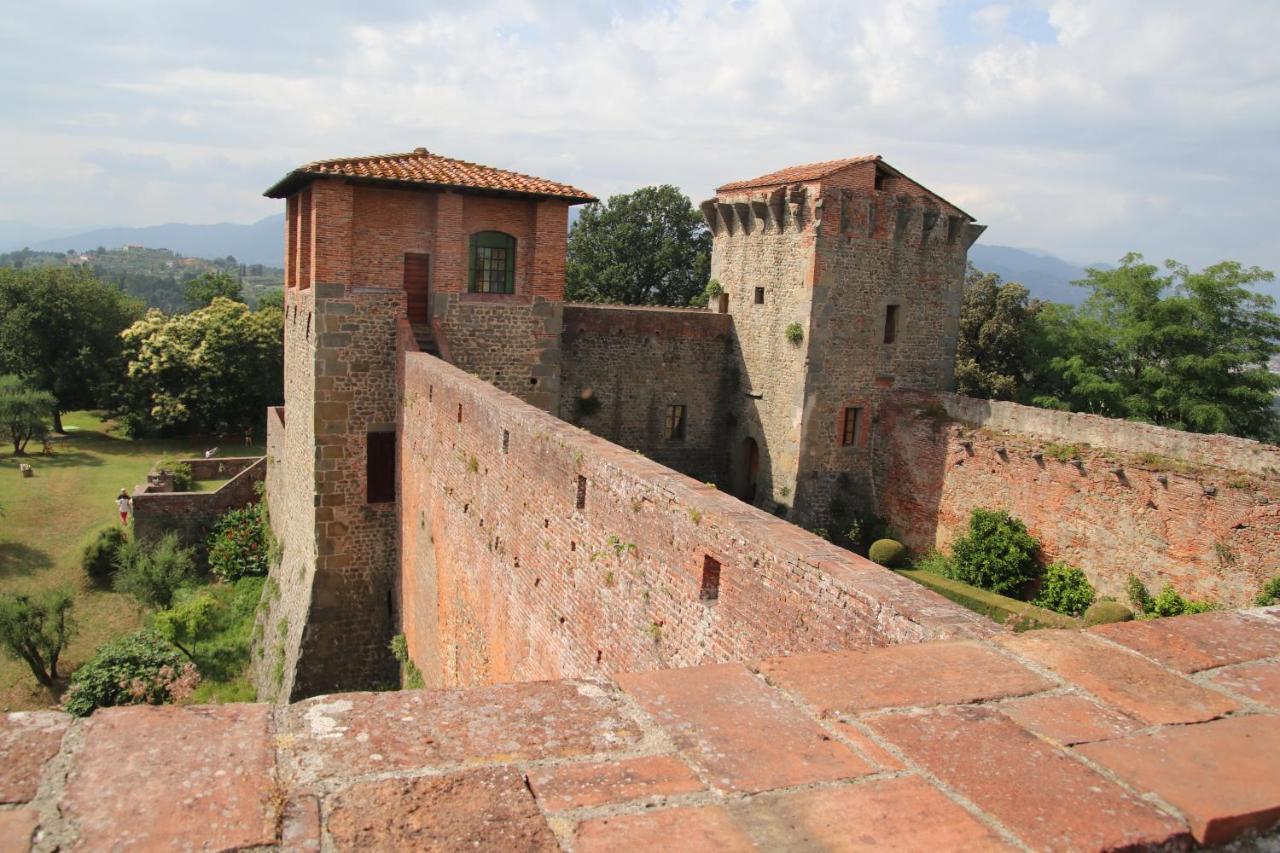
[2,0,1278,272]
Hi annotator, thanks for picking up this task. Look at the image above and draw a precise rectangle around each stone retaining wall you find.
[3,608,1278,850]
[131,456,266,561]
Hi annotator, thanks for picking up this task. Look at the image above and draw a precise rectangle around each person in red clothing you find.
[116,489,132,525]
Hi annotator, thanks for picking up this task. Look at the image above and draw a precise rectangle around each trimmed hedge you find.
[868,539,907,568]
[1082,600,1134,627]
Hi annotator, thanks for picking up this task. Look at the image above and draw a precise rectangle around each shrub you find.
[1032,562,1096,616]
[389,634,425,690]
[1127,574,1153,614]
[113,532,196,609]
[156,458,193,492]
[62,629,197,717]
[1256,576,1280,606]
[0,590,75,686]
[1082,600,1134,627]
[207,503,269,582]
[1149,584,1216,618]
[704,278,723,298]
[152,589,223,659]
[82,526,128,585]
[868,539,907,568]
[913,551,952,575]
[784,322,804,345]
[947,508,1041,596]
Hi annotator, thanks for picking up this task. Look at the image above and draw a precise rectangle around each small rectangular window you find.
[367,431,396,503]
[576,475,587,509]
[665,404,687,441]
[700,555,721,602]
[754,287,765,305]
[884,305,899,344]
[841,407,862,447]
[501,429,510,454]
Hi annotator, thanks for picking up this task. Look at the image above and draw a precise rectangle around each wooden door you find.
[404,253,430,325]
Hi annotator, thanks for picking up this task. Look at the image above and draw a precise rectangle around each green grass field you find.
[0,412,263,711]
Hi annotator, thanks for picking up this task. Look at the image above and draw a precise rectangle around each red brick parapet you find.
[3,607,1279,850]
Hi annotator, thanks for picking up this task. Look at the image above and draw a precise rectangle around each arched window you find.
[469,231,516,294]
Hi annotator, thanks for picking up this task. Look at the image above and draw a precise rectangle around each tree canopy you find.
[955,265,1037,400]
[566,185,711,306]
[0,267,142,431]
[0,375,56,455]
[959,254,1280,443]
[114,297,283,436]
[184,271,244,309]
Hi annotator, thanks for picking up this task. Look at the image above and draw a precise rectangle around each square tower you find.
[258,149,593,699]
[704,156,984,528]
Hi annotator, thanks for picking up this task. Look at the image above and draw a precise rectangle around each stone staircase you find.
[411,322,440,357]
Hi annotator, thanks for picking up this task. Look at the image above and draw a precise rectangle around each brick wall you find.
[131,457,265,563]
[878,393,1280,606]
[398,346,993,691]
[6,608,1279,850]
[558,304,733,483]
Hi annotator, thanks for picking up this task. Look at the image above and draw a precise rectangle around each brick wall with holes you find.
[397,345,994,689]
[558,304,734,483]
[876,393,1280,606]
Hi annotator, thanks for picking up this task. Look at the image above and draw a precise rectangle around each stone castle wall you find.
[705,190,816,508]
[397,344,993,690]
[878,392,1280,606]
[797,191,979,529]
[558,304,734,484]
[131,456,265,562]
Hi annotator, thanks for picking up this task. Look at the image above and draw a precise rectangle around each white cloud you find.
[0,0,1277,273]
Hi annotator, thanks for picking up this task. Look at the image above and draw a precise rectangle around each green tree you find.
[255,289,284,311]
[0,590,75,687]
[184,271,243,309]
[114,297,283,436]
[566,185,711,306]
[0,375,56,455]
[113,532,196,610]
[955,266,1037,400]
[0,267,142,432]
[1025,255,1280,440]
[153,590,224,659]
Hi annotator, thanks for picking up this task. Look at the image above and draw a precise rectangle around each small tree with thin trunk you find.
[0,374,54,455]
[0,590,75,686]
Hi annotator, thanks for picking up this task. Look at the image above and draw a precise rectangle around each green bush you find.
[62,629,198,717]
[1256,576,1280,606]
[868,539,907,568]
[912,551,952,575]
[1126,574,1154,614]
[390,634,425,690]
[0,589,75,687]
[946,508,1041,596]
[784,322,804,345]
[113,532,195,609]
[207,503,269,582]
[1149,584,1216,618]
[156,458,193,491]
[1082,600,1134,627]
[82,527,128,585]
[1032,562,1096,616]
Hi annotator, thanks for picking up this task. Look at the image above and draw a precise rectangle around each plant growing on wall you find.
[784,322,804,345]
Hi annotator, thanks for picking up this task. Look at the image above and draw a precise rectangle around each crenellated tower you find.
[704,155,985,529]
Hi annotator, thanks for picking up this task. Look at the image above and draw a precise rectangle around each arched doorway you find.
[740,437,759,503]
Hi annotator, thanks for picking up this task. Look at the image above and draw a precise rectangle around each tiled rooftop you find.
[264,148,596,202]
[715,154,881,192]
[4,608,1279,850]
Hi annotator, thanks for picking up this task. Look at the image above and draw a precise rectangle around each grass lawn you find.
[895,568,1080,631]
[0,411,264,711]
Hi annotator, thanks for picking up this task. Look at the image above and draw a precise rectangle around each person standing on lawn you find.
[116,489,131,525]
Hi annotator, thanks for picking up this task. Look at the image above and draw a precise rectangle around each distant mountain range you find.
[3,215,286,267]
[6,216,1275,306]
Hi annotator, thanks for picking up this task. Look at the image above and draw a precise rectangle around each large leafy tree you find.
[954,265,1037,400]
[0,267,142,432]
[184,271,243,309]
[114,297,283,436]
[1026,255,1279,440]
[0,375,56,455]
[566,185,711,306]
